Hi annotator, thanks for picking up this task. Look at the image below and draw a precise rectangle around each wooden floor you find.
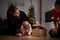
[0,35,60,40]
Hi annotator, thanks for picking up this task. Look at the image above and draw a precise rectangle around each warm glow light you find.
[51,16,54,19]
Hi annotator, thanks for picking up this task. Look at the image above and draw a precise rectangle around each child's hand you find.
[22,29,28,36]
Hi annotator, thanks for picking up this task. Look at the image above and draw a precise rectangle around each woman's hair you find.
[7,4,19,20]
[7,4,18,14]
[55,0,60,6]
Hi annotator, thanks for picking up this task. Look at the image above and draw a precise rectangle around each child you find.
[16,21,32,36]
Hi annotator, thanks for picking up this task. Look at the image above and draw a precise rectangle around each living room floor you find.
[0,35,60,40]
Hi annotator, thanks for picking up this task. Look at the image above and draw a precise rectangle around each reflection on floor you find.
[0,35,60,40]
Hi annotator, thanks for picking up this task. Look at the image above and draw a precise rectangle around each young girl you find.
[16,21,32,36]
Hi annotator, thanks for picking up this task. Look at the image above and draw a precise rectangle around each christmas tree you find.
[27,6,35,24]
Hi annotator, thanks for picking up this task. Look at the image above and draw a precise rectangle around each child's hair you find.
[23,21,29,28]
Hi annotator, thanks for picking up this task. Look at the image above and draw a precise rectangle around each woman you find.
[6,4,32,35]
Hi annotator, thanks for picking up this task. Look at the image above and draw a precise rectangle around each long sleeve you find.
[28,24,32,35]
